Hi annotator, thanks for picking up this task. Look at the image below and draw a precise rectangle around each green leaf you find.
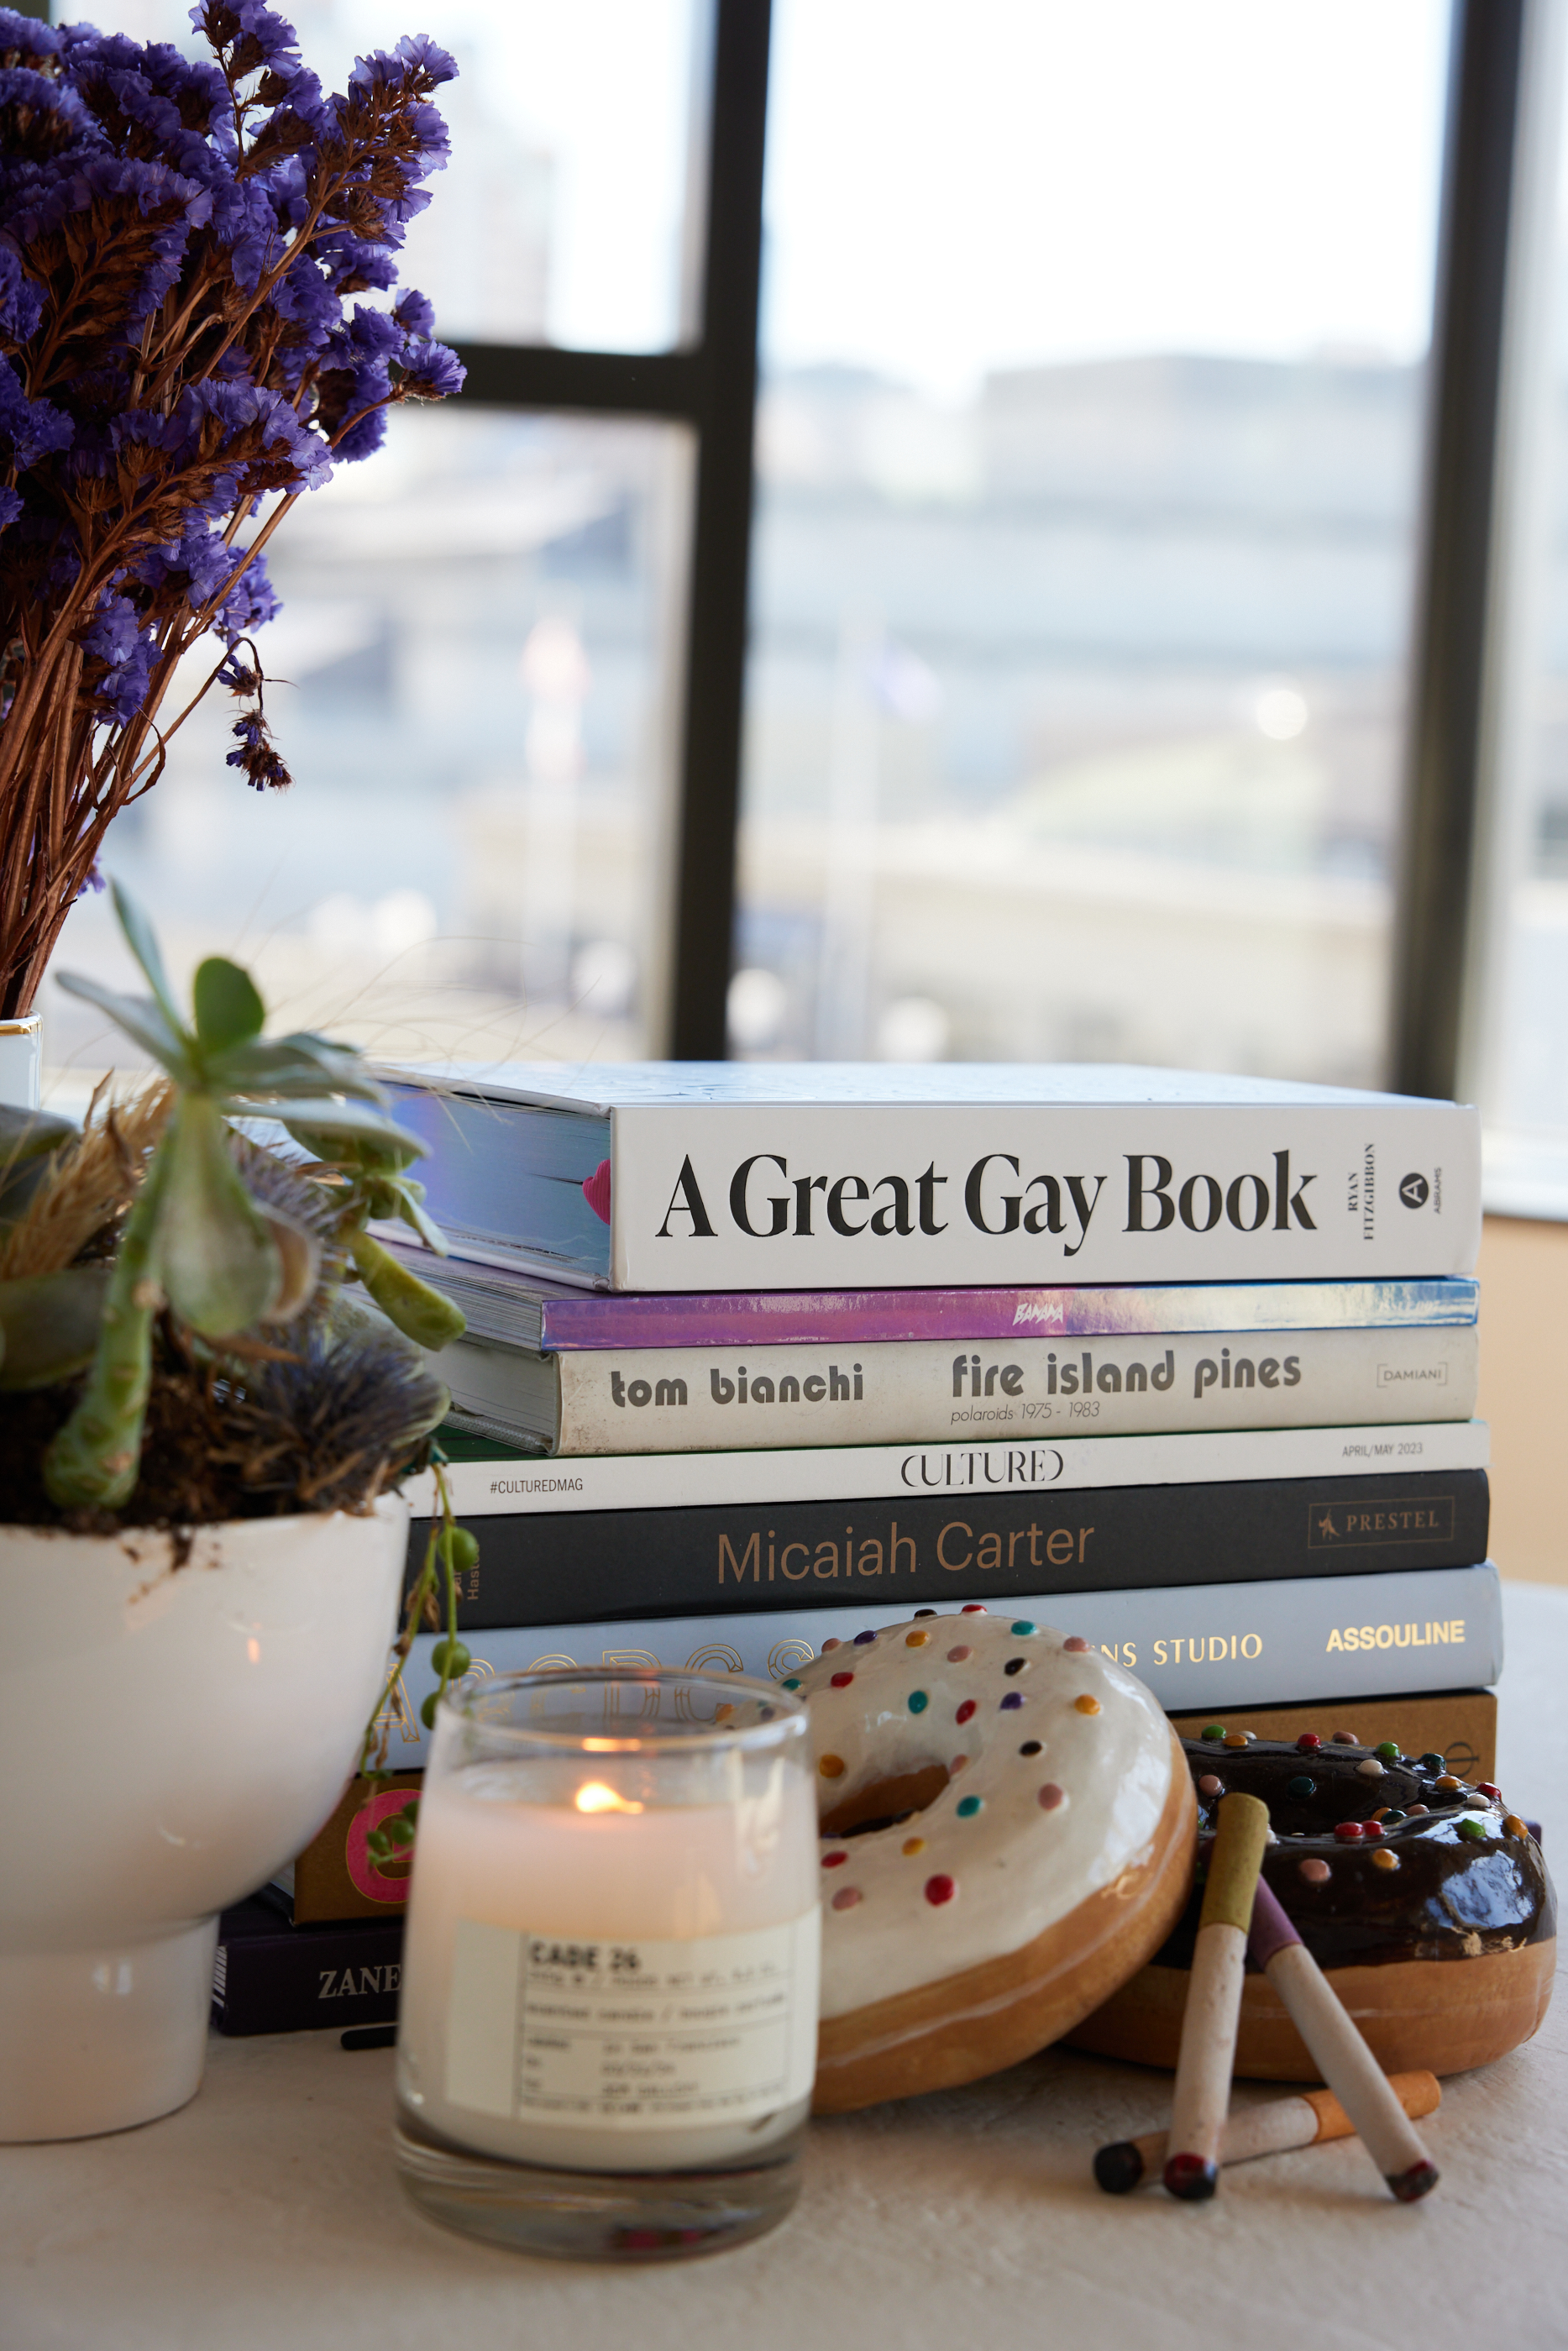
[159,1096,281,1336]
[394,1183,449,1256]
[0,1265,110,1388]
[268,1100,427,1153]
[0,1105,77,1227]
[192,958,265,1055]
[52,971,193,1076]
[210,1035,386,1101]
[110,878,187,1039]
[351,1231,466,1350]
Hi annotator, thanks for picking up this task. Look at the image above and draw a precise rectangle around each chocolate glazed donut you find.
[1069,1729,1556,2080]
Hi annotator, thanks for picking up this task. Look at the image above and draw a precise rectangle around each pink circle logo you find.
[344,1790,417,1904]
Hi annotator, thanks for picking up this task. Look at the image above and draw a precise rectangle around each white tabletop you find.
[8,1583,1568,2351]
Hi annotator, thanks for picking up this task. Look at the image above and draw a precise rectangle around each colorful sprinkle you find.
[1362,1820,1384,1840]
[1376,1741,1402,1763]
[1287,1776,1315,1797]
[1382,1808,1408,1824]
[1299,1858,1331,1885]
[1223,1732,1250,1750]
[831,1886,863,1912]
[947,1645,973,1663]
[1063,1636,1090,1653]
[1000,1692,1024,1711]
[1332,1730,1360,1745]
[1296,1733,1322,1752]
[1004,1658,1030,1677]
[1456,1817,1488,1842]
[902,1836,926,1856]
[854,1629,878,1644]
[1037,1783,1066,1811]
[1075,1695,1101,1715]
[951,1754,970,1773]
[1019,1740,1042,1756]
[1369,1806,1391,1821]
[821,1851,848,1870]
[961,1603,988,1614]
[914,1608,937,1619]
[1434,1775,1461,1792]
[956,1795,983,1818]
[955,1699,977,1725]
[1406,1803,1430,1817]
[819,1755,845,1779]
[924,1874,957,1905]
[1477,1782,1502,1801]
[1356,1759,1385,1780]
[714,1703,734,1721]
[1198,1774,1223,1797]
[1371,1848,1400,1872]
[1419,1753,1446,1773]
[908,1690,930,1713]
[1010,1620,1037,1636]
[1201,1724,1226,1740]
[822,1638,842,1653]
[905,1630,931,1649]
[1503,1813,1529,1839]
[781,1677,801,1692]
[830,1671,855,1688]
[1334,1821,1364,1842]
[1462,1793,1491,1811]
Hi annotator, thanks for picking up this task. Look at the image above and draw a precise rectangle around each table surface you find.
[8,1583,1568,2351]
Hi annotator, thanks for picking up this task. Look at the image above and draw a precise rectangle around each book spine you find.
[548,1326,1476,1455]
[406,1467,1489,1629]
[405,1420,1490,1521]
[373,1565,1503,1758]
[534,1277,1480,1351]
[212,1912,404,2035]
[611,1099,1480,1288]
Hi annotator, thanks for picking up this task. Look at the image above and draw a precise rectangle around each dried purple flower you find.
[0,3,464,1018]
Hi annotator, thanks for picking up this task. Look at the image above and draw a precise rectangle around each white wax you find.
[396,1752,820,2172]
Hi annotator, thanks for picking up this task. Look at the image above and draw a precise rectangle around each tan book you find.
[1167,1687,1496,1783]
[277,1686,1497,1924]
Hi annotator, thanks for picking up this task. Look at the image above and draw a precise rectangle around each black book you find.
[212,1899,404,2036]
[409,1467,1489,1629]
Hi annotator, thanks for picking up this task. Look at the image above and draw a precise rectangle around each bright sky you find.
[761,0,1454,400]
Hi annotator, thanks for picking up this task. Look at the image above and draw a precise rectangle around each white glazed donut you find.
[786,1607,1195,2111]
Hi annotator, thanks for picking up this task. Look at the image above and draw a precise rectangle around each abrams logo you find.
[655,1150,1316,1254]
[1308,1496,1456,1547]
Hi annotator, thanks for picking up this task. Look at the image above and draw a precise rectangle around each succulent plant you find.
[32,877,464,1511]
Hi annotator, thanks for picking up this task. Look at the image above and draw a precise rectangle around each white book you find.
[428,1321,1479,1456]
[377,1062,1481,1290]
[377,1563,1505,1761]
[405,1419,1490,1520]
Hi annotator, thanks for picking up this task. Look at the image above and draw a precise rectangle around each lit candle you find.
[396,1670,821,2208]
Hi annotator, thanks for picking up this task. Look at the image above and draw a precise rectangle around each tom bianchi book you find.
[388,1263,1479,1456]
[373,1063,1481,1291]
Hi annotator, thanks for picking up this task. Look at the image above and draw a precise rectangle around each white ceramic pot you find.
[0,1497,407,2141]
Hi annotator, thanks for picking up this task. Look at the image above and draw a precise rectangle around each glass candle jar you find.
[394,1666,820,2261]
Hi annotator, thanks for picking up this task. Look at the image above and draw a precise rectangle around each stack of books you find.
[226,1064,1492,2034]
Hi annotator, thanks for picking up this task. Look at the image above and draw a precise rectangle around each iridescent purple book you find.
[375,1240,1476,1354]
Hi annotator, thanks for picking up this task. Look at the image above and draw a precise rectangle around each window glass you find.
[734,0,1451,1074]
[85,0,703,349]
[45,407,694,1094]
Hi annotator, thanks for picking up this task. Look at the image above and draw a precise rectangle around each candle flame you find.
[574,1781,644,1815]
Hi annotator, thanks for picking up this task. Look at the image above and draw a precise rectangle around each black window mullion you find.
[1391,0,1527,1099]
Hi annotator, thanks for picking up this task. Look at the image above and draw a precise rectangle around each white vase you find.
[0,1013,40,1109]
[0,1497,408,2141]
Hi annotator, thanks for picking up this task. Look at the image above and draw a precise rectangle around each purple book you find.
[374,1240,1476,1353]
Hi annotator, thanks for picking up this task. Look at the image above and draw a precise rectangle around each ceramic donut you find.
[787,1608,1196,2112]
[1069,1727,1556,2079]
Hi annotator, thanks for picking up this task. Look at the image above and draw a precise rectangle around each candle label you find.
[443,1912,821,2128]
